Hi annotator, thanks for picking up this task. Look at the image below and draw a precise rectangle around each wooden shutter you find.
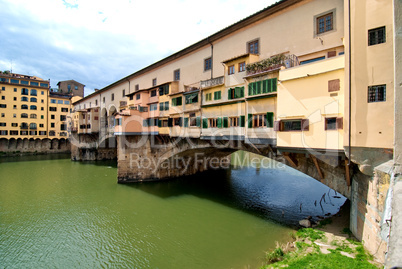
[247,114,253,128]
[336,117,343,129]
[274,120,281,131]
[223,117,228,128]
[328,79,340,92]
[266,112,274,127]
[196,117,201,127]
[168,118,173,127]
[301,119,309,131]
[217,117,222,128]
[327,51,337,58]
[202,118,208,129]
[240,115,245,127]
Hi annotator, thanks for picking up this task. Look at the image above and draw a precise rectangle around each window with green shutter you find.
[196,117,201,127]
[172,96,182,106]
[202,118,208,128]
[217,117,222,128]
[223,117,228,128]
[247,114,253,128]
[184,117,189,127]
[240,115,245,127]
[214,91,221,100]
[266,112,274,127]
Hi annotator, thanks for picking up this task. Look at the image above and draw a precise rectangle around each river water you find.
[0,151,346,269]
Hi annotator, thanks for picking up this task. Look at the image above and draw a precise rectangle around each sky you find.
[0,0,277,96]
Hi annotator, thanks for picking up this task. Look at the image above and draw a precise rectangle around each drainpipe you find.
[207,37,214,80]
[348,0,352,165]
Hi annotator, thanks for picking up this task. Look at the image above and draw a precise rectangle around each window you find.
[12,123,18,127]
[21,105,28,110]
[68,84,71,91]
[214,91,221,100]
[50,99,56,104]
[204,57,212,71]
[10,130,18,135]
[248,39,259,54]
[30,89,37,96]
[151,90,157,97]
[1,87,4,91]
[0,104,6,108]
[328,79,340,92]
[13,105,16,109]
[41,99,44,103]
[21,96,28,102]
[30,97,37,102]
[51,123,55,128]
[20,122,28,129]
[14,97,17,101]
[60,124,67,131]
[174,69,180,81]
[49,131,55,136]
[274,119,309,132]
[31,82,39,86]
[205,93,212,101]
[30,114,37,119]
[239,62,246,72]
[41,91,44,94]
[95,99,98,106]
[316,12,333,34]
[173,117,182,126]
[75,86,78,90]
[152,78,157,87]
[61,108,68,112]
[1,113,4,117]
[150,104,158,111]
[135,84,139,91]
[30,105,37,110]
[209,118,217,128]
[29,123,37,129]
[39,131,46,135]
[21,80,28,85]
[14,88,17,92]
[1,96,4,100]
[172,97,182,106]
[228,87,244,100]
[103,97,105,103]
[189,113,198,127]
[228,65,235,75]
[248,78,277,96]
[111,93,114,101]
[0,122,6,126]
[185,93,198,104]
[58,100,63,104]
[64,100,70,105]
[51,115,55,120]
[60,115,66,121]
[0,130,8,135]
[49,107,57,111]
[41,115,44,119]
[159,85,169,96]
[253,114,266,128]
[136,94,140,100]
[325,117,343,130]
[368,26,386,46]
[368,85,386,102]
[230,117,239,127]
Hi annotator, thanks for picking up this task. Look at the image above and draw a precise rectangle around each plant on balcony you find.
[246,53,286,75]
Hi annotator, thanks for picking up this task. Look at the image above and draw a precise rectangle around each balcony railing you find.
[200,76,224,89]
[246,54,299,76]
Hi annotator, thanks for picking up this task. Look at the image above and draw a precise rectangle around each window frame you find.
[314,9,336,37]
[247,39,260,54]
[174,69,180,81]
[204,57,212,71]
[228,65,235,75]
[368,85,386,103]
[368,26,386,46]
[238,62,246,72]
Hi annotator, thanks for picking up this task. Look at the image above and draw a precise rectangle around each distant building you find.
[57,80,85,97]
[0,72,74,140]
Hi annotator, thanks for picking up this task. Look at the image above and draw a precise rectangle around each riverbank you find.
[260,202,383,268]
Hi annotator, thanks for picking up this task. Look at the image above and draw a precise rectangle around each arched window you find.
[21,96,28,102]
[30,89,37,96]
[30,114,37,119]
[20,122,28,129]
[49,131,55,136]
[21,113,28,118]
[29,123,37,129]
[21,104,28,110]
[30,97,37,102]
[30,105,37,110]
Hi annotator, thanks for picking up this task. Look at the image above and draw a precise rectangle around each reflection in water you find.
[0,151,346,269]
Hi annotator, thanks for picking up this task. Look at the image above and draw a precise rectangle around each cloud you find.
[0,0,276,96]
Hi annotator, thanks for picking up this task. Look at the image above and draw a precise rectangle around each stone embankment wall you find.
[70,133,117,161]
[0,138,70,155]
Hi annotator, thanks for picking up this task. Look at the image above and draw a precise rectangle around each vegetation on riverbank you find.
[260,225,381,269]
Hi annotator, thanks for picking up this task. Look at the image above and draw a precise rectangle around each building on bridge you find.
[70,0,400,263]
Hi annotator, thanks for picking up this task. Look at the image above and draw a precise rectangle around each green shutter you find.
[240,86,244,98]
[178,97,182,106]
[248,114,253,128]
[240,115,245,127]
[272,78,277,92]
[202,118,208,128]
[248,83,252,96]
[196,116,201,127]
[223,117,228,128]
[158,119,162,127]
[184,117,189,127]
[228,88,232,100]
[262,79,268,93]
[217,117,222,128]
[266,112,274,127]
[257,81,262,94]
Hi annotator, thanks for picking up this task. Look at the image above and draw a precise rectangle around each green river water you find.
[0,152,345,268]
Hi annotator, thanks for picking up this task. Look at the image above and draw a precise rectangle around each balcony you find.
[200,76,224,89]
[245,54,299,77]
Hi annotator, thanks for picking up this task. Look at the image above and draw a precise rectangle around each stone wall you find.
[70,133,117,161]
[0,138,70,155]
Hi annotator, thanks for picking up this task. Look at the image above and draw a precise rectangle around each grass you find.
[260,228,380,269]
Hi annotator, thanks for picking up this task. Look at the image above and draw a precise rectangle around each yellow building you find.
[48,91,72,138]
[0,72,50,138]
